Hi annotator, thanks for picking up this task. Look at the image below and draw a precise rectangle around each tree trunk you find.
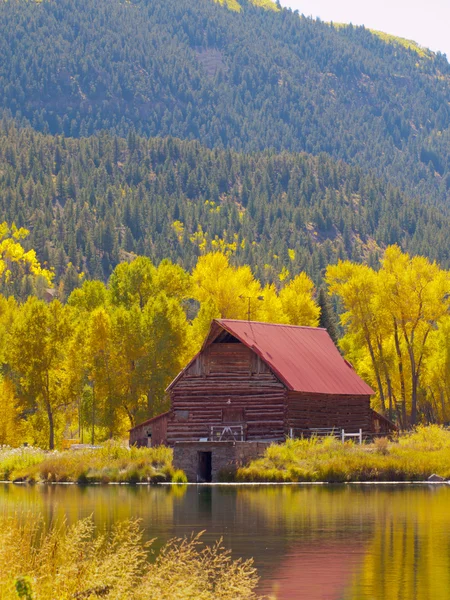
[393,320,407,429]
[411,370,418,425]
[44,372,54,450]
[91,383,96,446]
[377,338,392,417]
[365,329,386,412]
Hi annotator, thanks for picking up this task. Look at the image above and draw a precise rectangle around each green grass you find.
[0,442,179,484]
[213,0,279,12]
[0,515,262,600]
[237,426,450,483]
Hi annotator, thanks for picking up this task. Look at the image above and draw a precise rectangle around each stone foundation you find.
[173,441,270,482]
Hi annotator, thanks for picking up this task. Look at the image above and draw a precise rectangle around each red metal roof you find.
[210,320,374,396]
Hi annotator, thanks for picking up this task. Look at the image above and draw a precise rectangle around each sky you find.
[281,0,450,59]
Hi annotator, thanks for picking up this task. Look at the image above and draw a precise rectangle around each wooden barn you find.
[130,319,394,481]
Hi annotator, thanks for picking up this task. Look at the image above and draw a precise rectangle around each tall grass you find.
[0,442,176,484]
[237,426,450,483]
[0,514,262,600]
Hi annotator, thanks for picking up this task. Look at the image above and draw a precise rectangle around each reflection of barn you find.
[130,319,394,481]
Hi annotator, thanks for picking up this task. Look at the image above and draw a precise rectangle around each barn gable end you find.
[167,337,286,445]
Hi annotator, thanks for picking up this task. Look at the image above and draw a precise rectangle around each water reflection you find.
[1,483,450,599]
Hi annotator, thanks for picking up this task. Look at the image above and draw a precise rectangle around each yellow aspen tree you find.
[85,307,119,440]
[278,272,320,326]
[109,257,156,309]
[423,317,450,423]
[326,262,390,414]
[110,305,148,429]
[192,253,263,319]
[142,293,190,417]
[0,222,53,295]
[0,377,24,446]
[381,246,450,424]
[7,299,73,450]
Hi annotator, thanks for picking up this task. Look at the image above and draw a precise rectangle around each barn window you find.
[175,410,190,421]
[222,407,244,423]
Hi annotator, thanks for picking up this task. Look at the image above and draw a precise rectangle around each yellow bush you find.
[0,515,262,600]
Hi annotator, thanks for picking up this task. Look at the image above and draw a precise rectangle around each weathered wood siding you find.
[371,409,398,434]
[130,412,169,447]
[287,391,372,432]
[167,342,286,444]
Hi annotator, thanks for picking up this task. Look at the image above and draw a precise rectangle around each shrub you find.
[0,515,262,600]
[172,469,188,484]
[374,437,390,455]
[398,425,450,451]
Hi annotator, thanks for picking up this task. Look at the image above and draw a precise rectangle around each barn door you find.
[197,451,212,483]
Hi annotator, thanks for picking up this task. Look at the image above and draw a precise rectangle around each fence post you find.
[290,428,293,439]
[341,429,345,443]
[359,429,362,445]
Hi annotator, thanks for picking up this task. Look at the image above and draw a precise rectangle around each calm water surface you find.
[1,483,449,599]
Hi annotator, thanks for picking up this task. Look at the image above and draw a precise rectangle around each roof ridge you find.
[216,319,326,331]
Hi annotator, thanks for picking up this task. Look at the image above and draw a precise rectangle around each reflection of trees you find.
[0,484,180,551]
[237,486,383,537]
[239,486,450,600]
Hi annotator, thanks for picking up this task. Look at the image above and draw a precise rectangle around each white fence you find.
[289,427,363,445]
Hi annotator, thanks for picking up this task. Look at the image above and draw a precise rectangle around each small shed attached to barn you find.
[130,319,394,481]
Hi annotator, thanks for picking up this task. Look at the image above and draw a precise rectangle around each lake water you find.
[1,483,450,599]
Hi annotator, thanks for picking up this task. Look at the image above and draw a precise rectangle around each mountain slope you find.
[0,0,449,206]
[1,122,450,292]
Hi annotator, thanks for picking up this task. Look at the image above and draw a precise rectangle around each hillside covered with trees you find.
[2,120,450,291]
[0,0,449,207]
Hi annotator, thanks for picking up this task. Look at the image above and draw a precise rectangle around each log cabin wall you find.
[129,412,169,447]
[166,341,287,444]
[287,391,372,432]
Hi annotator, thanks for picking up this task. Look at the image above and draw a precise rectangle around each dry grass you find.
[0,514,263,600]
[237,426,450,483]
[0,442,176,484]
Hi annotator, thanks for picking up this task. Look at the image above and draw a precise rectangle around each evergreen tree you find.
[318,287,340,346]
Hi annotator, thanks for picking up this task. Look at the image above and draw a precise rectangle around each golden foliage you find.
[326,246,450,426]
[0,222,53,287]
[0,515,262,600]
